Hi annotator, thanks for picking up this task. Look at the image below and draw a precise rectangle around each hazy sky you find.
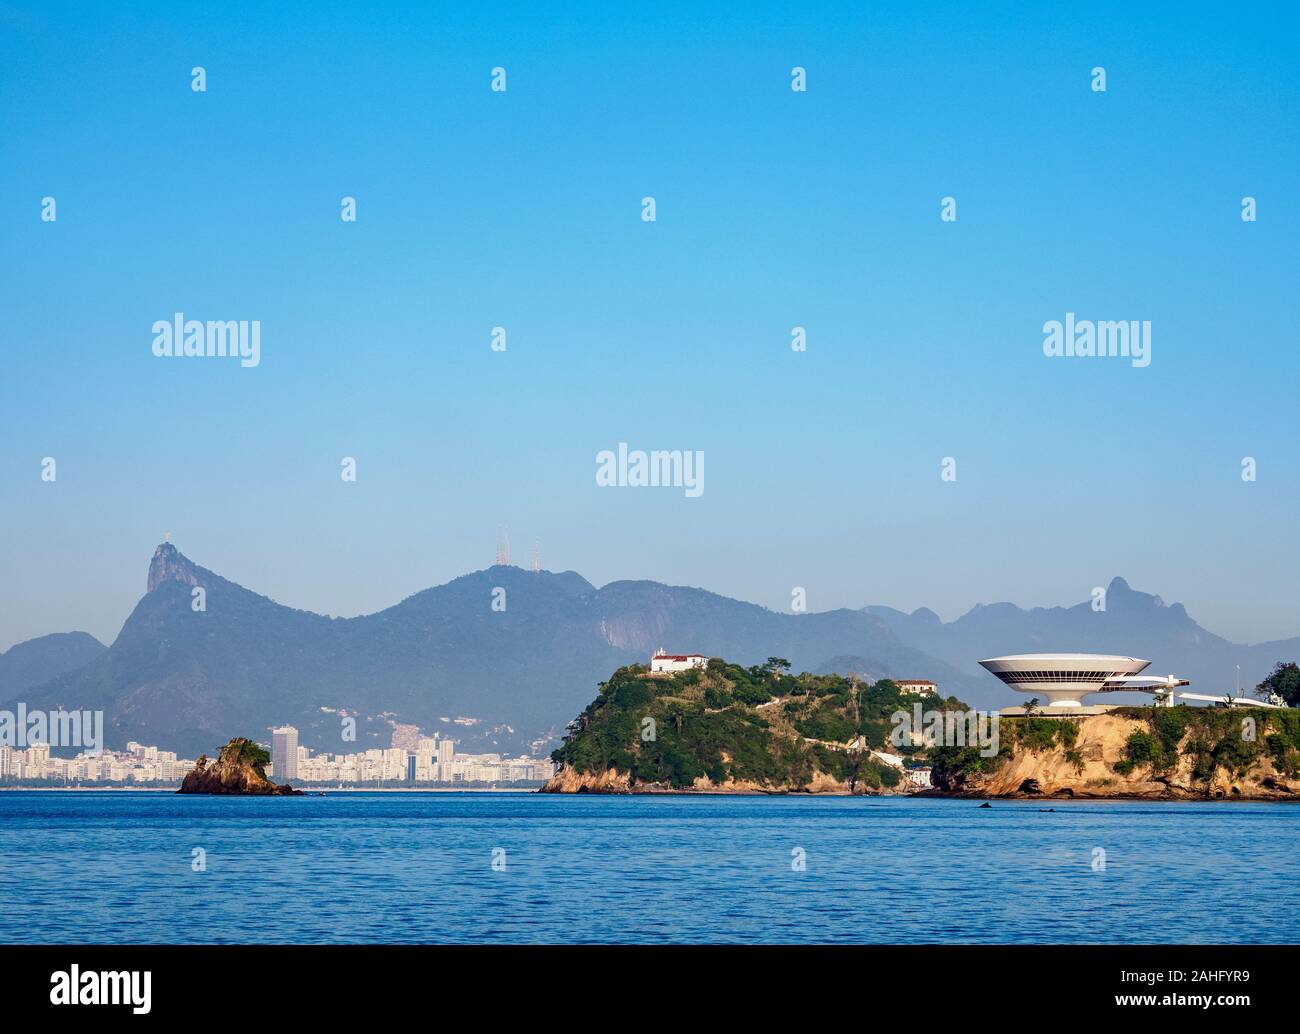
[2,1,1297,652]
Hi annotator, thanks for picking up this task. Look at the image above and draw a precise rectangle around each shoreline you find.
[1,786,1296,804]
[541,788,1300,802]
[0,785,542,793]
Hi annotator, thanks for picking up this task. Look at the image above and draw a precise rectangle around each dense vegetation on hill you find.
[551,658,958,791]
[1110,705,1300,780]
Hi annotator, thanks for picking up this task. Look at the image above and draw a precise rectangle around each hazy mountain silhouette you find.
[0,632,105,701]
[864,576,1300,700]
[12,552,1297,758]
[13,544,978,757]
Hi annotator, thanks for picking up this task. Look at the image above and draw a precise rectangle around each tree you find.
[765,657,792,675]
[232,738,271,778]
[1256,662,1300,707]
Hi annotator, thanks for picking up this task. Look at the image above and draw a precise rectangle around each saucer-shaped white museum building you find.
[978,653,1189,709]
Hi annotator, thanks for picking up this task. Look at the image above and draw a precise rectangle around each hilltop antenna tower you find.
[495,527,511,567]
[530,540,540,573]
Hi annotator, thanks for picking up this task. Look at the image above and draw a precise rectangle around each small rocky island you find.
[178,737,300,795]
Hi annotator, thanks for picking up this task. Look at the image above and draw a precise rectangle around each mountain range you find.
[3,544,1296,758]
[865,576,1300,695]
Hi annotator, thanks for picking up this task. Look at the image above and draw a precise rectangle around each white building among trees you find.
[650,649,707,673]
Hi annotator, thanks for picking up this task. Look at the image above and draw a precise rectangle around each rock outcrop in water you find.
[178,737,300,795]
[543,764,634,793]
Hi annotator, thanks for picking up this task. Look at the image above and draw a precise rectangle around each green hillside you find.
[551,657,959,791]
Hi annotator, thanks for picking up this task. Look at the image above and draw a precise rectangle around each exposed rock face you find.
[932,713,1300,801]
[691,769,855,794]
[178,737,300,795]
[147,542,202,593]
[540,763,887,795]
[541,764,633,793]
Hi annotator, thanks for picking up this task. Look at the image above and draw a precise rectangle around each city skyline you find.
[0,724,553,786]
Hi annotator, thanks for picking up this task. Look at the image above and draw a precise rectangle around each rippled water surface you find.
[1,791,1297,943]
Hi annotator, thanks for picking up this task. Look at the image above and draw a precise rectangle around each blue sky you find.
[1,0,1297,651]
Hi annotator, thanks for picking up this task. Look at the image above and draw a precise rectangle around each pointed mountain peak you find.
[1101,576,1170,610]
[148,542,202,593]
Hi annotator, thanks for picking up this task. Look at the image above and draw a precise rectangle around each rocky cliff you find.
[543,764,634,793]
[542,762,865,794]
[930,709,1300,801]
[178,737,300,795]
[147,542,203,593]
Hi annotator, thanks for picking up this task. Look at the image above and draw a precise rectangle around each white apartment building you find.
[290,740,552,785]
